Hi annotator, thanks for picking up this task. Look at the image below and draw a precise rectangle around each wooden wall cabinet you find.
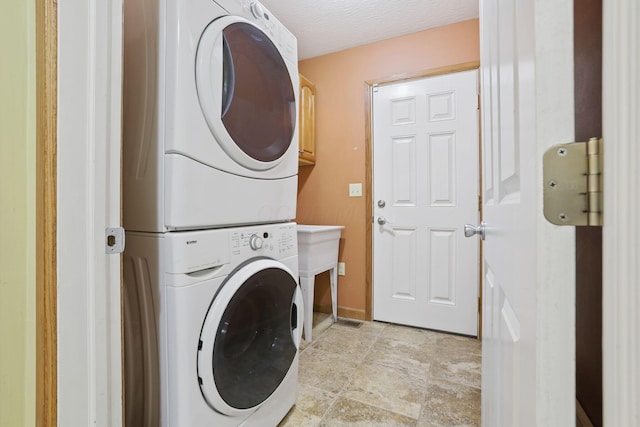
[298,73,316,165]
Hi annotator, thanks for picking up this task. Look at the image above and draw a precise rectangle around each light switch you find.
[338,262,345,276]
[349,183,362,197]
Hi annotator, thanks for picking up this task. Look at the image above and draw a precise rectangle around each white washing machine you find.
[123,222,303,426]
[123,0,299,232]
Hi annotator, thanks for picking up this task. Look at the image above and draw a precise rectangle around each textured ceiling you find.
[259,0,479,60]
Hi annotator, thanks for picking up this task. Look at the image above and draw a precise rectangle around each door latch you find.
[105,227,125,254]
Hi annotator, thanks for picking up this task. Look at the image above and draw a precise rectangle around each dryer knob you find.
[249,234,264,251]
[250,2,264,19]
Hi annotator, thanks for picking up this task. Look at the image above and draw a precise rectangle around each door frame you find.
[36,0,57,424]
[602,0,640,424]
[363,61,481,331]
[36,0,124,425]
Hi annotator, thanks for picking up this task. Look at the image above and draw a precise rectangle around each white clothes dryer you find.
[123,222,303,426]
[123,0,299,232]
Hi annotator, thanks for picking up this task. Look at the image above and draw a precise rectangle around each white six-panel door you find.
[480,0,575,425]
[372,70,479,336]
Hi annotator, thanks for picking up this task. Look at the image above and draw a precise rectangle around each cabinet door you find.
[299,74,316,165]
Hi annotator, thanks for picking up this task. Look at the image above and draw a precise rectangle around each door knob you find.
[377,200,386,208]
[464,222,486,240]
[377,216,387,225]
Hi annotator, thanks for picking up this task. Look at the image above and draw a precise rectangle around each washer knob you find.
[250,2,264,19]
[249,234,264,250]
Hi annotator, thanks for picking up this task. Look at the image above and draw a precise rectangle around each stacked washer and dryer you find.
[122,0,303,426]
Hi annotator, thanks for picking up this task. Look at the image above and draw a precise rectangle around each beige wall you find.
[297,20,480,317]
[0,1,36,425]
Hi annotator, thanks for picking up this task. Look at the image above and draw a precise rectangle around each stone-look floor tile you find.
[298,347,359,394]
[381,324,441,345]
[365,335,434,379]
[430,351,481,389]
[299,313,481,425]
[320,397,417,427]
[299,340,311,351]
[278,384,337,427]
[417,378,480,427]
[313,311,332,326]
[300,313,335,351]
[342,362,426,419]
[331,319,387,337]
[436,334,482,357]
[311,328,378,362]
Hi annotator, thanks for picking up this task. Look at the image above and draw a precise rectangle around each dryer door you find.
[196,16,296,171]
[197,258,302,416]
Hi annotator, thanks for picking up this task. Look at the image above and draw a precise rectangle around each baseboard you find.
[576,399,595,427]
[312,303,367,321]
[337,307,366,321]
[312,303,332,314]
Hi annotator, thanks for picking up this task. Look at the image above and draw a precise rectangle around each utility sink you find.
[297,225,344,276]
[296,224,344,341]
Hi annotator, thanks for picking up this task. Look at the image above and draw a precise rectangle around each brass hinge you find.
[543,137,603,226]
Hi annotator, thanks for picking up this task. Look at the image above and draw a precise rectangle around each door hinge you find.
[105,227,125,254]
[543,137,603,226]
[372,84,379,93]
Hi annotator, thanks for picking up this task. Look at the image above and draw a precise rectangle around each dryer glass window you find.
[221,23,295,163]
[213,267,297,409]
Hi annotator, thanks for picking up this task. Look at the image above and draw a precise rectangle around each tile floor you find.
[279,313,481,427]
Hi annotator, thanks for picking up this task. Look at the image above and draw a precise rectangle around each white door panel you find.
[480,0,575,424]
[372,70,479,336]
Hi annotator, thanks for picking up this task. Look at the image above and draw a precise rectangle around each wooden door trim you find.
[363,61,480,323]
[36,0,57,425]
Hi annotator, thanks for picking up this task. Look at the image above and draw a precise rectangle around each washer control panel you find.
[230,222,296,260]
[249,234,263,250]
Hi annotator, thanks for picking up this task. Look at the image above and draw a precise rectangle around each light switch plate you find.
[349,183,362,197]
[338,262,345,276]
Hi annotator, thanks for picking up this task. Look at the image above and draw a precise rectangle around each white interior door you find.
[372,70,479,336]
[480,0,575,425]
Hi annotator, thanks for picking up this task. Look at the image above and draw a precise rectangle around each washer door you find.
[197,258,301,416]
[196,16,296,171]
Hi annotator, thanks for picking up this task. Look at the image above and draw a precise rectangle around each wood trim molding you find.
[364,82,373,321]
[366,61,480,87]
[36,0,57,425]
[363,61,481,325]
[337,307,367,321]
[602,0,640,424]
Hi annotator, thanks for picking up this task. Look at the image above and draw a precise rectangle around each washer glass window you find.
[212,267,297,409]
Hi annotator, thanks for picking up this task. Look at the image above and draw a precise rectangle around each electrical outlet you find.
[338,262,345,276]
[349,183,362,197]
